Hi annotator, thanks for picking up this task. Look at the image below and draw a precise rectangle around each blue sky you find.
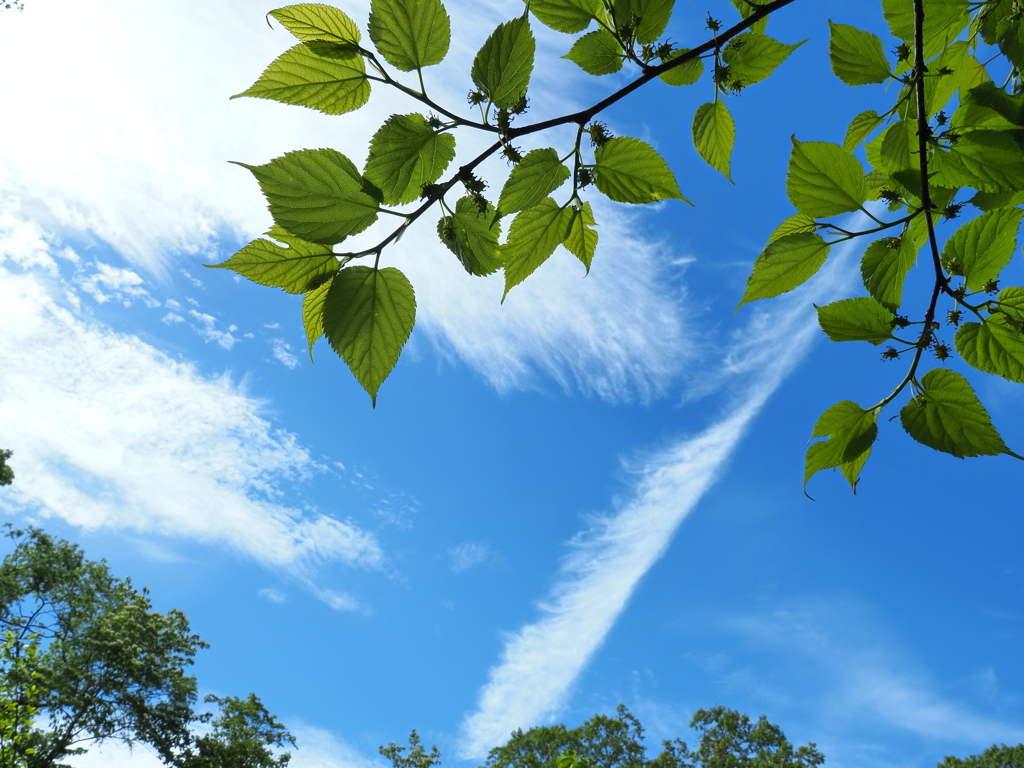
[1,1,1023,767]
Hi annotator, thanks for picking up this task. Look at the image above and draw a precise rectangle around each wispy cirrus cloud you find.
[0,251,381,592]
[456,236,860,758]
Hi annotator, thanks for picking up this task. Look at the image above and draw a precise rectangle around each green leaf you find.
[844,110,883,152]
[942,208,1023,291]
[438,196,503,276]
[726,0,768,34]
[969,189,1024,211]
[804,401,878,494]
[501,199,573,299]
[994,286,1024,322]
[592,136,686,204]
[528,0,601,33]
[828,22,890,86]
[658,49,703,86]
[738,233,830,307]
[233,148,381,245]
[499,148,571,215]
[860,235,916,311]
[563,29,623,75]
[787,138,866,218]
[815,297,894,345]
[564,201,598,272]
[951,102,1021,133]
[956,314,1024,383]
[208,226,339,293]
[323,266,416,405]
[900,369,1020,458]
[612,0,675,44]
[269,4,362,44]
[767,213,818,243]
[930,131,1024,192]
[692,101,735,182]
[882,0,969,60]
[232,42,370,115]
[922,42,988,118]
[303,275,333,359]
[368,0,450,71]
[722,32,804,88]
[364,114,456,205]
[472,16,536,109]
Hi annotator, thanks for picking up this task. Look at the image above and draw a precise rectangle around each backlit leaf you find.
[930,131,1024,192]
[882,0,969,60]
[472,16,536,109]
[368,0,451,71]
[501,199,573,299]
[942,208,1023,291]
[232,42,370,115]
[860,235,916,311]
[767,213,818,243]
[828,22,890,86]
[592,136,686,204]
[613,0,675,44]
[844,110,883,152]
[564,201,598,272]
[270,4,361,44]
[563,29,623,75]
[722,32,804,88]
[692,100,735,182]
[499,148,571,214]
[364,114,456,205]
[738,232,830,307]
[438,196,502,276]
[303,275,333,358]
[658,49,703,86]
[233,148,380,245]
[994,286,1024,323]
[956,315,1024,383]
[209,226,339,294]
[528,0,601,33]
[804,401,878,494]
[323,266,417,405]
[787,138,866,217]
[900,369,1020,458]
[815,297,894,345]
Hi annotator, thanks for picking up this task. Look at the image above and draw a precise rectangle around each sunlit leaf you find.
[233,149,380,245]
[501,199,573,299]
[722,32,804,88]
[844,110,883,152]
[738,232,830,307]
[323,266,417,405]
[303,275,333,359]
[563,29,623,75]
[592,136,686,204]
[658,49,703,86]
[564,201,598,272]
[368,0,451,71]
[941,208,1023,291]
[209,226,339,293]
[815,297,894,345]
[860,235,917,311]
[364,114,456,205]
[956,314,1024,383]
[528,0,601,33]
[787,138,866,217]
[438,196,502,276]
[270,4,362,44]
[472,16,536,109]
[804,401,878,494]
[232,42,370,115]
[692,100,735,182]
[931,131,1024,192]
[900,368,1021,458]
[499,148,571,214]
[828,22,890,86]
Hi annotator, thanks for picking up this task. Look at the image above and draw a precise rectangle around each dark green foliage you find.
[0,450,12,487]
[939,744,1024,768]
[0,527,294,767]
[223,0,1024,491]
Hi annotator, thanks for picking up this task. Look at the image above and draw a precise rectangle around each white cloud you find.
[162,311,185,324]
[449,542,491,573]
[0,264,382,576]
[271,337,300,369]
[76,260,153,306]
[189,309,239,349]
[456,240,861,758]
[258,587,288,604]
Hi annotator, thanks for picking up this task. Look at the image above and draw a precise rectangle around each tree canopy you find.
[0,526,294,768]
[217,0,1024,492]
[382,705,824,768]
